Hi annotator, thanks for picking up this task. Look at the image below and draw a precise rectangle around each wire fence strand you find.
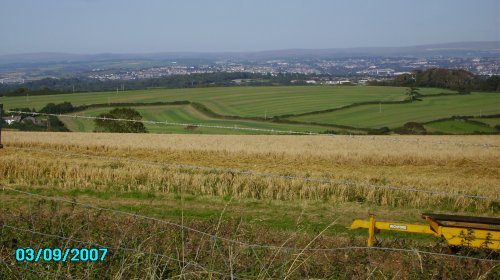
[5,110,499,148]
[8,145,497,201]
[2,186,499,263]
[1,224,251,280]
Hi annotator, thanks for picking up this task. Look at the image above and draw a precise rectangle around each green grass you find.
[473,118,500,128]
[289,92,500,129]
[61,104,339,134]
[1,187,437,241]
[4,86,409,117]
[5,85,499,133]
[425,119,498,134]
[416,87,458,95]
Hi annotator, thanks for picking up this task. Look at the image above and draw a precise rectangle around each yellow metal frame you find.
[350,214,500,250]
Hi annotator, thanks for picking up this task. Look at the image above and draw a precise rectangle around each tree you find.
[406,86,420,102]
[47,116,70,132]
[414,68,474,91]
[482,76,500,92]
[40,102,75,114]
[392,73,415,87]
[14,87,28,94]
[394,122,427,135]
[94,108,147,133]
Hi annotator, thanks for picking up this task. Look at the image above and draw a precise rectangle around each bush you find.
[40,102,75,114]
[94,108,147,133]
[394,122,427,135]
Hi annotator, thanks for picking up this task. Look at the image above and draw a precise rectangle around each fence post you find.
[0,104,3,149]
[368,214,376,247]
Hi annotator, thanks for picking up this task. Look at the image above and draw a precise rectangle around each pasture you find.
[3,86,410,116]
[474,117,500,127]
[425,119,498,134]
[61,104,338,134]
[288,92,500,129]
[3,85,499,134]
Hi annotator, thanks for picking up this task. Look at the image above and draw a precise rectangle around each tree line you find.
[1,68,497,97]
[369,68,500,92]
[0,72,314,96]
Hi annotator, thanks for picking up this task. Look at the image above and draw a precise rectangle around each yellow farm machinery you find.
[350,213,500,250]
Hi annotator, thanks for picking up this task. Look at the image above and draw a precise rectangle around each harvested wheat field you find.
[1,131,499,279]
[3,131,499,203]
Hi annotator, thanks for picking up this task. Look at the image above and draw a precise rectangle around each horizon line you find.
[1,40,499,57]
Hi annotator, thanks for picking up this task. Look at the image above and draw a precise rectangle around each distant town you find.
[0,55,498,85]
[73,57,500,82]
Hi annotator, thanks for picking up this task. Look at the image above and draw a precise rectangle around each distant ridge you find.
[1,41,499,64]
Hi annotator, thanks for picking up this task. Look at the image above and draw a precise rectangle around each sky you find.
[0,0,499,55]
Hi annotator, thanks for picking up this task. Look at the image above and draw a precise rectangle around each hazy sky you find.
[0,0,499,54]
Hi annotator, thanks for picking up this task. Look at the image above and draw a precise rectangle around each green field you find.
[425,119,497,134]
[288,92,500,129]
[473,118,500,127]
[62,104,335,134]
[3,86,500,134]
[3,86,448,117]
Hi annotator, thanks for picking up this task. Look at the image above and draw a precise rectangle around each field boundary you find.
[273,92,466,119]
[423,114,500,125]
[71,101,364,133]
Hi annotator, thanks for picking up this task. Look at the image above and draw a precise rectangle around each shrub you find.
[40,102,75,114]
[394,122,427,135]
[94,108,147,133]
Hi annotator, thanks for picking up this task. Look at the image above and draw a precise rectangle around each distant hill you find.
[0,41,499,65]
[232,41,500,59]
